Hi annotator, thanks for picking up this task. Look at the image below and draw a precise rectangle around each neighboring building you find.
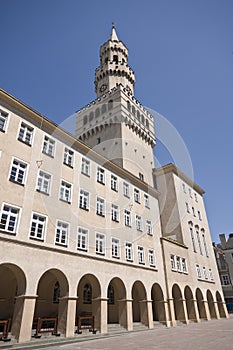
[213,234,233,312]
[0,25,228,344]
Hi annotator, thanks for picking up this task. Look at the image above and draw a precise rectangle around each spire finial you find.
[110,22,119,41]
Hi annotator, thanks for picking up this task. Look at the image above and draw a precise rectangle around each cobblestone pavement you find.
[28,316,233,350]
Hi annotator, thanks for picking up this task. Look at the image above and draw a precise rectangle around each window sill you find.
[0,229,16,236]
[111,187,118,192]
[17,138,32,147]
[9,178,25,186]
[63,162,73,169]
[96,213,105,217]
[29,236,44,242]
[59,198,71,204]
[96,252,105,256]
[55,242,68,248]
[0,128,6,133]
[112,219,119,223]
[77,248,88,252]
[97,180,105,185]
[42,150,54,158]
[81,171,90,177]
[79,206,89,211]
[36,189,50,196]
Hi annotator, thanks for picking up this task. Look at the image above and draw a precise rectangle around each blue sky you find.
[1,0,232,243]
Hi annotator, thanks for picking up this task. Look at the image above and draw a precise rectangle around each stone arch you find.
[77,274,101,331]
[0,263,27,339]
[207,290,217,319]
[107,277,126,328]
[172,284,186,323]
[151,283,166,325]
[184,286,197,322]
[216,291,227,318]
[196,288,207,320]
[131,281,148,327]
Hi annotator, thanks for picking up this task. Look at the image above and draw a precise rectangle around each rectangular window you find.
[81,158,90,176]
[202,230,209,257]
[186,202,190,213]
[96,233,105,255]
[79,190,89,210]
[138,246,145,264]
[196,264,201,279]
[97,167,105,184]
[182,258,187,273]
[0,110,8,132]
[77,227,88,251]
[136,215,142,231]
[146,220,152,235]
[111,204,119,222]
[198,211,202,220]
[60,180,72,203]
[112,238,120,258]
[111,175,118,191]
[134,188,140,203]
[29,213,46,240]
[189,225,196,253]
[124,210,131,227]
[55,221,68,246]
[196,227,203,255]
[0,204,20,234]
[42,136,55,157]
[18,122,33,145]
[9,158,27,185]
[182,183,186,193]
[63,147,74,167]
[96,197,105,217]
[123,182,130,198]
[189,188,192,198]
[209,269,214,281]
[176,256,181,272]
[144,194,150,208]
[203,267,208,279]
[37,170,51,194]
[170,254,176,270]
[192,207,196,217]
[194,193,198,202]
[148,249,156,267]
[125,242,133,261]
[222,275,230,286]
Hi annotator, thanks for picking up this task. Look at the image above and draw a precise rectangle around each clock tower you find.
[76,26,156,186]
[95,24,135,97]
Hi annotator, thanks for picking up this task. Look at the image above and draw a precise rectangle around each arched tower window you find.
[132,106,136,116]
[105,57,108,64]
[136,110,140,120]
[145,119,149,128]
[53,281,60,304]
[141,114,145,124]
[89,112,94,122]
[113,55,118,64]
[108,100,113,110]
[127,101,131,111]
[83,115,88,125]
[101,104,107,113]
[95,108,100,118]
[83,283,92,304]
[107,285,114,304]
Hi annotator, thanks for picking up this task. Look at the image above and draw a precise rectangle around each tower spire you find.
[110,22,119,41]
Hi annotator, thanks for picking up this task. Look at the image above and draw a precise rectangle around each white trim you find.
[0,105,11,133]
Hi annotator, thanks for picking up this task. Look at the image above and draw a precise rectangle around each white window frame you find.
[95,232,105,255]
[203,266,208,280]
[79,189,90,210]
[170,254,176,270]
[18,122,34,145]
[111,175,118,191]
[111,204,119,222]
[125,242,133,261]
[222,274,230,286]
[96,196,105,217]
[201,229,209,257]
[36,170,51,194]
[194,193,198,202]
[29,212,47,241]
[0,203,20,234]
[196,264,201,279]
[138,246,145,265]
[196,226,203,255]
[42,135,55,157]
[77,227,88,251]
[148,249,156,267]
[0,108,9,132]
[189,223,196,253]
[63,147,74,167]
[136,215,142,231]
[55,220,69,246]
[81,158,90,176]
[97,167,105,185]
[198,211,202,220]
[186,202,190,213]
[182,258,187,273]
[182,183,186,193]
[176,256,182,272]
[209,269,214,281]
[146,220,153,235]
[124,210,131,227]
[60,180,72,203]
[134,188,140,203]
[9,158,27,185]
[112,238,120,258]
[123,182,130,198]
[144,194,150,208]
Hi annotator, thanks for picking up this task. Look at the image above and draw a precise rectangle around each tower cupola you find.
[95,24,135,97]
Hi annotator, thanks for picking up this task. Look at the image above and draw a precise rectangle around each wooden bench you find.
[33,317,60,338]
[0,319,11,342]
[76,313,96,334]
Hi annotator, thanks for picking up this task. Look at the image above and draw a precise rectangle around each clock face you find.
[100,84,107,92]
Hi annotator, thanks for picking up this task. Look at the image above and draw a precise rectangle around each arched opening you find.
[95,108,100,118]
[196,288,207,320]
[172,284,185,323]
[34,269,69,335]
[107,278,126,330]
[207,290,217,319]
[89,112,94,122]
[132,281,148,328]
[0,263,26,340]
[108,100,113,110]
[113,55,118,64]
[101,104,107,114]
[77,274,101,331]
[184,286,196,322]
[151,283,166,325]
[216,291,227,318]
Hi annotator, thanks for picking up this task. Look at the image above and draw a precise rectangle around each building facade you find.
[213,234,233,312]
[0,26,228,344]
